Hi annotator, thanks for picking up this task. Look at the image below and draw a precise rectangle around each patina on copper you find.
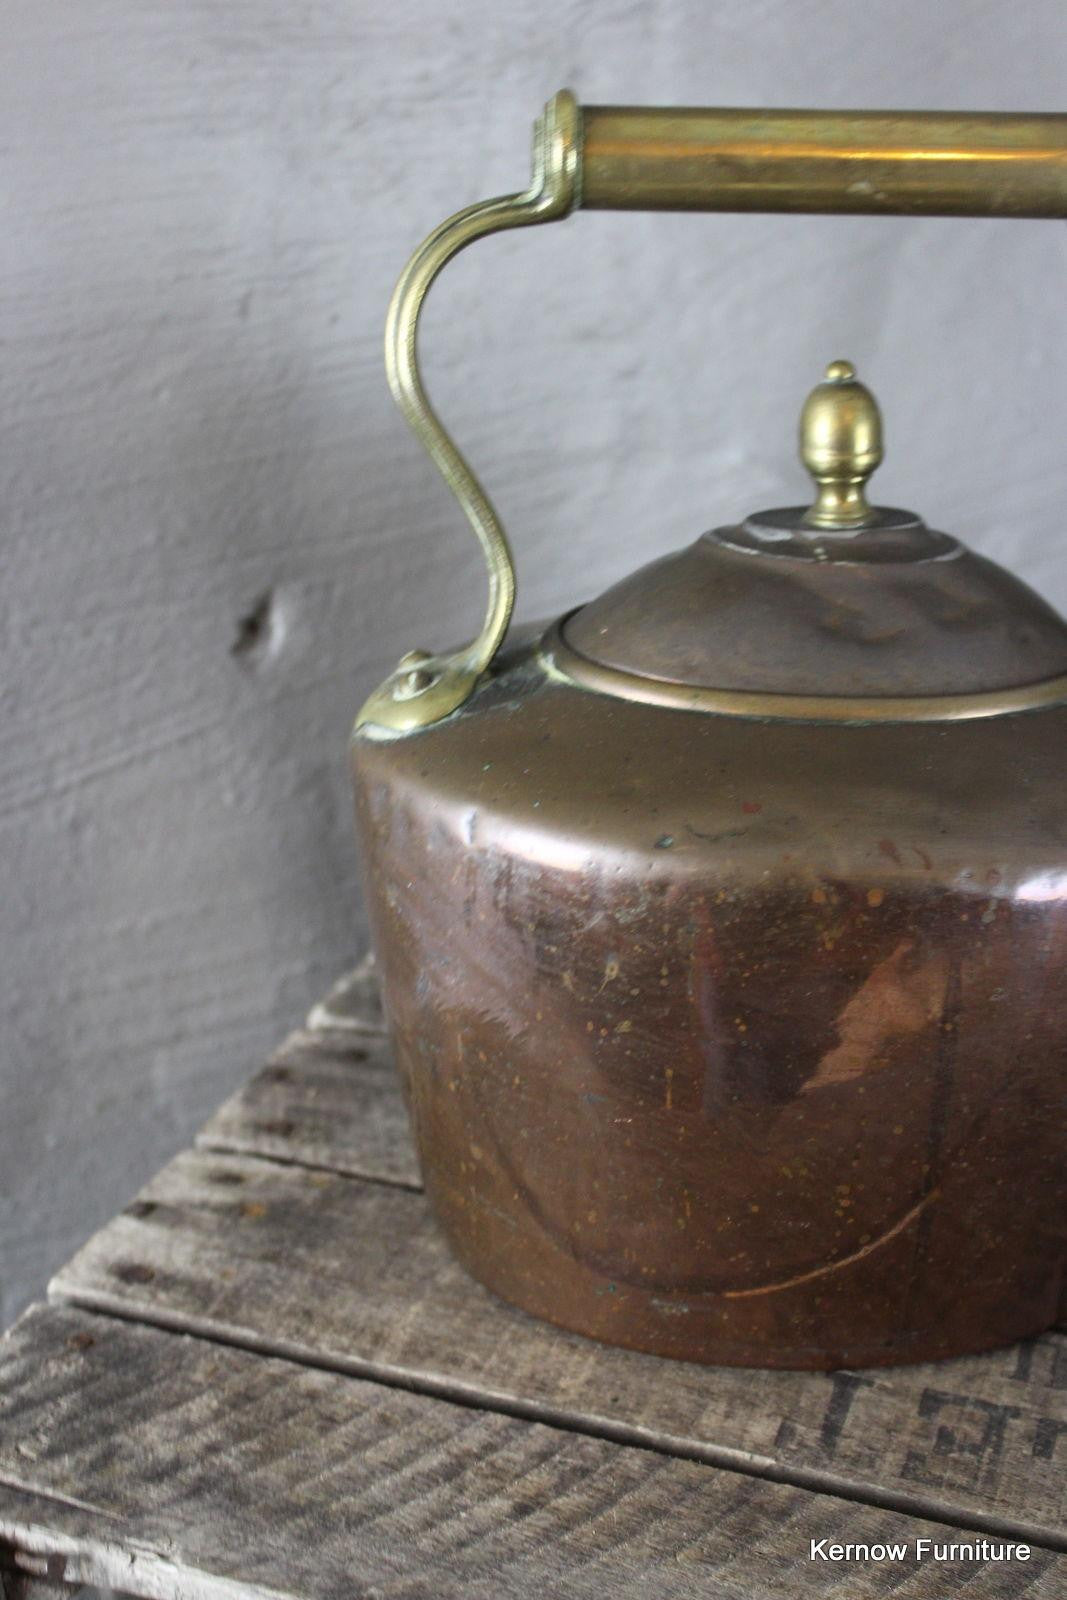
[354,650,1067,1369]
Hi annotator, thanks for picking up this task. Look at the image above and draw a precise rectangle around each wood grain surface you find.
[304,958,385,1036]
[52,981,1067,1551]
[2,1303,1061,1600]
[198,1027,417,1188]
[196,960,416,1185]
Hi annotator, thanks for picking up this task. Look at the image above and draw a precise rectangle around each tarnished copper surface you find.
[353,649,1067,1369]
[564,515,1067,698]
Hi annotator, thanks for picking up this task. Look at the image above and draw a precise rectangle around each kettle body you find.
[354,639,1067,1368]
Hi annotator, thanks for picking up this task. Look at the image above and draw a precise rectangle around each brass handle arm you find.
[581,106,1067,217]
[356,92,579,733]
[357,92,1067,734]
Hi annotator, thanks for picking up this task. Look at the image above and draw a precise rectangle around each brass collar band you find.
[542,620,1067,724]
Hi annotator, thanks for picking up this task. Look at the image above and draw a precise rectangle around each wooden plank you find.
[196,1026,419,1189]
[0,1556,73,1600]
[50,1145,1067,1551]
[1,1304,1060,1600]
[304,957,386,1037]
[196,960,416,1187]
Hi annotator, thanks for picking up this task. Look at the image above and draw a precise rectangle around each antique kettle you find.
[353,94,1067,1369]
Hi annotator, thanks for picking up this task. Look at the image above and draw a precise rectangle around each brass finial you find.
[800,360,883,529]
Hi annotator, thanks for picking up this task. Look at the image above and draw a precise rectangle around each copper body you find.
[353,646,1067,1369]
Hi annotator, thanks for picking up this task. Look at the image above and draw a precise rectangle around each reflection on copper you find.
[802,939,950,1095]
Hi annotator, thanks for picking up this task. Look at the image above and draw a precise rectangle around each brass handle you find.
[356,91,1067,733]
[356,92,580,733]
[582,105,1067,216]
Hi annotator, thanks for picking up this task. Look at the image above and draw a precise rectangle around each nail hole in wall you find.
[231,590,282,664]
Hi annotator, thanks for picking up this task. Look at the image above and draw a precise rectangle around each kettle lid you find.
[555,362,1067,718]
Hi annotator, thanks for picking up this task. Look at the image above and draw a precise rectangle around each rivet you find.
[394,666,436,699]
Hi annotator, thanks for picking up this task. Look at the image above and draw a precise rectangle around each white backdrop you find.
[2,0,1065,1325]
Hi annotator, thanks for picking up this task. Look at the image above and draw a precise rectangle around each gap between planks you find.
[195,1138,422,1194]
[7,1303,1062,1600]
[50,1224,1067,1558]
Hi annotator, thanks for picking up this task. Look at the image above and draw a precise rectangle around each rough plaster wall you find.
[2,0,1065,1329]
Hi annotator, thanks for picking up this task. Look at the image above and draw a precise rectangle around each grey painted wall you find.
[3,0,1065,1328]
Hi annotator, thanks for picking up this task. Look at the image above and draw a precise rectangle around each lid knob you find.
[800,359,883,529]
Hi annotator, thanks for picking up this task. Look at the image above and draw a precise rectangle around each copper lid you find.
[557,362,1067,717]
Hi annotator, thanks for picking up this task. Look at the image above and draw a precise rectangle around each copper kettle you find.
[352,94,1067,1369]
